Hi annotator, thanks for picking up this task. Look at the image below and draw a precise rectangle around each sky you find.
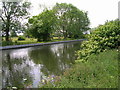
[28,0,119,28]
[5,0,120,28]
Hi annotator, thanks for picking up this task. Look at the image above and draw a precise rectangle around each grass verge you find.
[1,37,76,46]
[42,49,118,88]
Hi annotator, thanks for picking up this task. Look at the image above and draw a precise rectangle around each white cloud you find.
[29,0,119,28]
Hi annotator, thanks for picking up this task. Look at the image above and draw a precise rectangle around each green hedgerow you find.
[77,19,120,60]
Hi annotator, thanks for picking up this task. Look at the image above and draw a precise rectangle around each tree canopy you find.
[53,3,90,39]
[28,9,57,41]
[28,3,90,41]
[0,1,31,41]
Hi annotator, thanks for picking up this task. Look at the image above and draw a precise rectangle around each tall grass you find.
[42,49,118,88]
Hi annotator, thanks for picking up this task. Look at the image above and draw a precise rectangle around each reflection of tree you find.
[29,42,81,76]
[29,46,60,76]
[2,53,33,88]
[2,42,81,88]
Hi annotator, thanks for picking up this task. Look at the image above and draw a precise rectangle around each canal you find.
[2,41,82,88]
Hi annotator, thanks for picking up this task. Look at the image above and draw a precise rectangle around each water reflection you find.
[2,42,81,88]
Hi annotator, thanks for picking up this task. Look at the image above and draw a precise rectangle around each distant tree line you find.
[27,3,90,41]
[0,2,90,42]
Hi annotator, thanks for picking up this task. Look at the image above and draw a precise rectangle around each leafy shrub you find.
[18,36,25,41]
[2,41,13,46]
[77,19,120,60]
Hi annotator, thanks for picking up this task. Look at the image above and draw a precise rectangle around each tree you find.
[53,3,90,39]
[28,3,90,41]
[28,9,57,41]
[0,1,31,41]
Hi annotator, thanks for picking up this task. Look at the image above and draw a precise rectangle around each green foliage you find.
[2,36,76,46]
[53,3,90,39]
[77,19,120,60]
[0,1,31,41]
[11,30,17,37]
[42,49,118,88]
[18,36,25,41]
[2,37,37,46]
[28,9,57,41]
[28,3,90,41]
[2,41,14,46]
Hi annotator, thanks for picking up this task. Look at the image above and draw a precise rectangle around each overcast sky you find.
[29,0,119,28]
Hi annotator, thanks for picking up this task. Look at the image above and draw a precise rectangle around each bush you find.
[2,41,14,46]
[77,19,120,60]
[18,36,25,41]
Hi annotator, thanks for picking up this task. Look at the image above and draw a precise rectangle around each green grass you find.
[42,49,118,88]
[1,37,75,46]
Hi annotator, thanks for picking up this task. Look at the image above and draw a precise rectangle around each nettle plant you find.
[77,19,120,60]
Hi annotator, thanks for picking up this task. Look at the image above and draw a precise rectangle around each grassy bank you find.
[42,49,118,88]
[1,37,76,46]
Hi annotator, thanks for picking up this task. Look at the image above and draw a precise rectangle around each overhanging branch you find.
[0,16,5,23]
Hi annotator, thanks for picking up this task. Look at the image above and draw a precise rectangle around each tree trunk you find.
[63,26,66,39]
[6,29,9,41]
[43,33,50,41]
[5,16,10,41]
[37,38,41,42]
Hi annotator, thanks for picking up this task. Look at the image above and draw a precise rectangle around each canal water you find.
[2,41,81,88]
